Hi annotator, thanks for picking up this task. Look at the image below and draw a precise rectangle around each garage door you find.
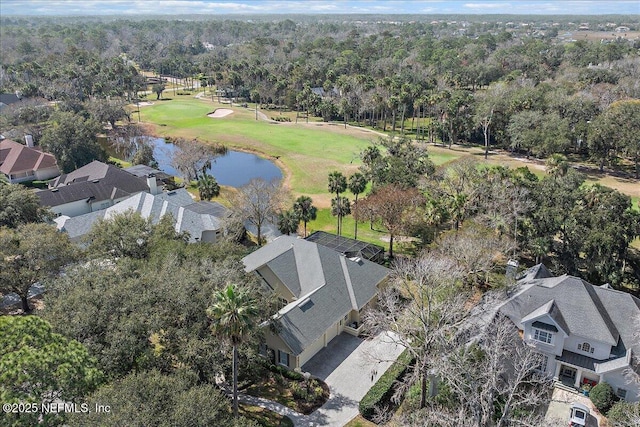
[299,334,326,367]
[326,320,339,344]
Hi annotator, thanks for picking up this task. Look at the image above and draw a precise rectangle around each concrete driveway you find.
[302,331,405,426]
[545,387,601,427]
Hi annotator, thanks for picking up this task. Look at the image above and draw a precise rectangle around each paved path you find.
[220,331,404,426]
[545,387,602,427]
[302,331,404,426]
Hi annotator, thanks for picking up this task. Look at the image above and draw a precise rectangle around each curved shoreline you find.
[138,121,293,193]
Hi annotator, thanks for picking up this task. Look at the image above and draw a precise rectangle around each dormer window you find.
[578,342,594,353]
[533,328,553,344]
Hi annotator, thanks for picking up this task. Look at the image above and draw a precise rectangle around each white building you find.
[499,265,640,402]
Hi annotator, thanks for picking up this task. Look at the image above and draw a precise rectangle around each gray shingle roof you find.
[242,236,390,355]
[55,189,230,243]
[500,267,640,356]
[39,161,150,207]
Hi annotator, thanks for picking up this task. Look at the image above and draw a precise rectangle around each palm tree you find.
[348,173,368,240]
[278,210,300,235]
[293,196,317,237]
[331,196,351,236]
[207,284,258,418]
[545,153,569,178]
[198,174,220,201]
[328,172,347,234]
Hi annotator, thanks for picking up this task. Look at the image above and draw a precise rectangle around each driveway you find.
[301,331,405,426]
[545,387,602,427]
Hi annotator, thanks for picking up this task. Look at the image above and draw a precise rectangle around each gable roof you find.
[0,139,58,175]
[500,266,639,353]
[243,236,390,355]
[55,188,230,242]
[38,161,150,207]
[521,299,569,336]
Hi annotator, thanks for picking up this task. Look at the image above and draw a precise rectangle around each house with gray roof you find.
[54,188,230,244]
[242,235,390,370]
[37,160,159,217]
[499,265,640,402]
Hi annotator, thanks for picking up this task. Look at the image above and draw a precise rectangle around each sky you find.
[0,0,638,16]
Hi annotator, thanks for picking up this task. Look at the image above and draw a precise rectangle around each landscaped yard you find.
[239,404,294,427]
[241,364,329,415]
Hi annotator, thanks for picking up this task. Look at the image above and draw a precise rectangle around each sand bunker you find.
[208,109,233,118]
[137,101,154,106]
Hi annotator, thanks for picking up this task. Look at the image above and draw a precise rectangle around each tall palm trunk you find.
[353,194,359,240]
[233,344,239,418]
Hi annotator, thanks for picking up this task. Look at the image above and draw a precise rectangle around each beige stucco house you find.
[242,235,390,370]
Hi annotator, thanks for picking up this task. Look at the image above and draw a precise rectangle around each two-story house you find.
[499,264,640,402]
[242,235,390,370]
[37,160,160,217]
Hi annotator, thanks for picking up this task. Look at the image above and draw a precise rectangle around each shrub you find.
[607,401,640,427]
[589,382,617,413]
[607,400,639,426]
[269,364,304,381]
[291,382,308,400]
[359,349,414,420]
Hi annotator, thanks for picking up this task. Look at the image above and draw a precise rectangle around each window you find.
[533,328,553,344]
[582,342,591,353]
[616,388,627,399]
[278,350,289,367]
[537,354,549,372]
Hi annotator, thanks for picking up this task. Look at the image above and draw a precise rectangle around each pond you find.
[102,136,282,187]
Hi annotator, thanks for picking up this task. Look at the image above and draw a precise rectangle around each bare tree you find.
[363,253,467,409]
[232,178,284,245]
[170,138,227,183]
[405,316,552,427]
[437,223,514,287]
[624,313,640,401]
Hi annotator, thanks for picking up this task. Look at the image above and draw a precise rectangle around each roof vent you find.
[92,179,99,183]
[51,188,59,192]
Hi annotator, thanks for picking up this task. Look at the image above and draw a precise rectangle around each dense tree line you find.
[1,16,639,171]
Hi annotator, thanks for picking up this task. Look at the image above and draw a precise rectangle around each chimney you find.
[25,134,34,147]
[147,173,159,195]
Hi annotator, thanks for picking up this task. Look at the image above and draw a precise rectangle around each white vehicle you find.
[569,402,590,427]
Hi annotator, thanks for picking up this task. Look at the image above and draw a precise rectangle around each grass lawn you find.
[140,96,374,198]
[242,366,329,415]
[305,208,421,257]
[239,404,294,427]
[344,415,379,427]
[108,156,132,168]
[139,95,639,215]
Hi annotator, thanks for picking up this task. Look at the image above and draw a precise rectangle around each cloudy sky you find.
[1,1,638,16]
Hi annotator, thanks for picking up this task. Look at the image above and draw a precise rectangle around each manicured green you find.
[359,349,414,420]
[307,208,392,252]
[140,98,373,195]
